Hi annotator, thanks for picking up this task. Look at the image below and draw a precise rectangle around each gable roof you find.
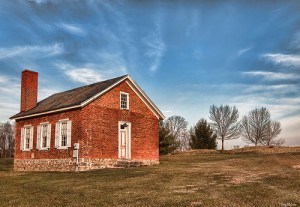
[10,75,165,120]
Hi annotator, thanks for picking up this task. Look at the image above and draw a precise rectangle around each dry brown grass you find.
[0,151,300,207]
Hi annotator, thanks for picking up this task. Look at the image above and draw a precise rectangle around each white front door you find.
[118,121,131,159]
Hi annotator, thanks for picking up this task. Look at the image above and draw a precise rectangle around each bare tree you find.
[0,124,4,158]
[241,107,271,146]
[273,138,285,146]
[179,130,191,151]
[261,121,283,146]
[165,115,189,151]
[0,122,14,158]
[209,105,240,151]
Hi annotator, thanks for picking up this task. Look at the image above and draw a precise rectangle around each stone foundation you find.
[14,158,159,172]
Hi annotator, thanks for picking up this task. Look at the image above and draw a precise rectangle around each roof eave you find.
[10,105,82,120]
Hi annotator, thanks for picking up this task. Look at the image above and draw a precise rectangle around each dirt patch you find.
[173,185,199,194]
[230,172,266,184]
[190,201,203,206]
[292,165,300,169]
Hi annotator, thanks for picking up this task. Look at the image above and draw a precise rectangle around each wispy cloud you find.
[64,68,103,84]
[57,61,127,84]
[291,31,300,49]
[95,52,128,74]
[263,53,300,67]
[58,23,85,35]
[243,84,297,93]
[39,88,60,100]
[0,43,64,59]
[238,47,252,56]
[230,95,300,119]
[143,29,166,72]
[243,71,298,81]
[28,0,48,4]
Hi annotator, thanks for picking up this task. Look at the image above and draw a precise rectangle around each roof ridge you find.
[51,74,128,96]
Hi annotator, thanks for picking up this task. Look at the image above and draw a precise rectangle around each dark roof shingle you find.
[11,75,127,119]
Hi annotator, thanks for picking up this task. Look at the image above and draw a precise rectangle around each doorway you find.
[118,121,131,159]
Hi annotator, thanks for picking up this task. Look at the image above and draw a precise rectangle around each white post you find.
[73,143,79,172]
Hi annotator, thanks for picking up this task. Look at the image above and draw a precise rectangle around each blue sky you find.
[0,0,299,148]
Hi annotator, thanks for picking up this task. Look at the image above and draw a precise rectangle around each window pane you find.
[25,127,30,149]
[61,122,67,147]
[121,93,128,109]
[42,124,48,148]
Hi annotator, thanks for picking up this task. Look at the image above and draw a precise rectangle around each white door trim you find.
[118,121,131,159]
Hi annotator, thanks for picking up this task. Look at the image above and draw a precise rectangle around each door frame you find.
[118,121,131,159]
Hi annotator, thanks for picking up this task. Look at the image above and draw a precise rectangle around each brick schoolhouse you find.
[10,70,164,171]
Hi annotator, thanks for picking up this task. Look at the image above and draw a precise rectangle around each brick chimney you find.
[20,69,38,112]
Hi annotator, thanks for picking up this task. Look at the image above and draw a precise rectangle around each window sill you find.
[56,147,69,150]
[38,148,49,151]
[22,149,31,152]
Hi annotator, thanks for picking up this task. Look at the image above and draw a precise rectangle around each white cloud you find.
[162,110,173,114]
[39,88,60,101]
[58,23,85,35]
[0,43,64,59]
[263,53,300,67]
[57,61,127,85]
[291,31,300,49]
[65,68,103,84]
[280,115,300,146]
[243,84,297,93]
[28,0,48,3]
[0,75,10,83]
[230,94,300,119]
[143,30,166,72]
[96,52,128,74]
[243,71,298,81]
[238,47,252,56]
[0,74,64,121]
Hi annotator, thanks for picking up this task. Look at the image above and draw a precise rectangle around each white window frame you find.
[37,122,51,150]
[55,119,72,149]
[21,125,33,151]
[120,92,129,110]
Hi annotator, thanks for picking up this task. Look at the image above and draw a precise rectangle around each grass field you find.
[0,152,300,207]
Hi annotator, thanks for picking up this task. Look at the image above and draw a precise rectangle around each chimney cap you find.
[22,69,38,74]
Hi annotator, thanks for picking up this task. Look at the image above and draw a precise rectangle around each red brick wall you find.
[14,109,82,160]
[21,70,38,112]
[14,80,159,164]
[81,81,159,161]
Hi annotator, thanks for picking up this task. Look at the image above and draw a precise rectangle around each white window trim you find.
[120,92,129,110]
[37,122,50,151]
[22,125,33,151]
[55,119,72,150]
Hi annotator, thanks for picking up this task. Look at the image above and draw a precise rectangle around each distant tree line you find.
[0,122,14,158]
[159,105,284,154]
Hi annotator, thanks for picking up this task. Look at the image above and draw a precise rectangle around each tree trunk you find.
[221,139,224,151]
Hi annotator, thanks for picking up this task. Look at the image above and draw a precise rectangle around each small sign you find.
[73,149,78,158]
